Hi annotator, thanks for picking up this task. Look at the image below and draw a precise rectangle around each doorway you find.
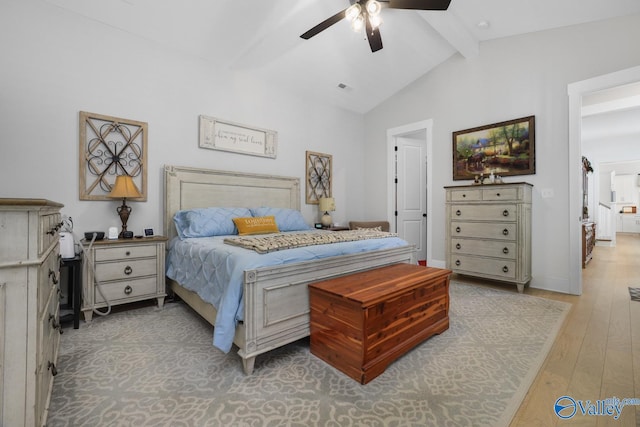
[386,119,433,265]
[568,65,640,295]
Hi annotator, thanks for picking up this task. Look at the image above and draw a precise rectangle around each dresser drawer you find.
[450,204,517,221]
[482,187,518,201]
[39,212,62,255]
[449,188,482,201]
[451,238,516,259]
[95,258,157,281]
[95,244,157,262]
[38,287,60,369]
[94,276,158,304]
[450,255,516,280]
[450,222,516,240]
[38,247,60,315]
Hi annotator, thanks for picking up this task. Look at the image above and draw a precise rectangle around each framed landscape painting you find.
[452,115,535,181]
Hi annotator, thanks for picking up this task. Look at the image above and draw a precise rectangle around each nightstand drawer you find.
[95,258,157,281]
[94,277,158,303]
[95,244,157,261]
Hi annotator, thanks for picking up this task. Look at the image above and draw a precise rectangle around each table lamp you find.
[319,197,335,227]
[108,175,142,237]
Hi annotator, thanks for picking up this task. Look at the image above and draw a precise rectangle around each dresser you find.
[0,198,63,427]
[445,183,533,292]
[81,236,167,321]
[582,221,595,268]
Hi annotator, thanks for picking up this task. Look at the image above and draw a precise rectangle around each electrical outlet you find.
[541,188,554,198]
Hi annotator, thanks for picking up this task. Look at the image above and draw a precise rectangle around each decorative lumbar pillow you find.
[233,216,280,236]
[356,226,383,232]
[249,207,311,231]
[173,207,252,239]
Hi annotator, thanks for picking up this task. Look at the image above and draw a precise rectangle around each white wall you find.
[0,0,366,235]
[363,14,640,293]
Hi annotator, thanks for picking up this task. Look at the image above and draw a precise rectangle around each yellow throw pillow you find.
[233,216,280,235]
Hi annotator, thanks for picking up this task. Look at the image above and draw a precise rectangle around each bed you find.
[163,165,417,374]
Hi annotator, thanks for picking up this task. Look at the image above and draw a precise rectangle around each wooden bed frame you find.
[163,165,417,374]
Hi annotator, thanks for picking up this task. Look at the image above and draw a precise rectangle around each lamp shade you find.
[319,197,335,212]
[108,175,142,199]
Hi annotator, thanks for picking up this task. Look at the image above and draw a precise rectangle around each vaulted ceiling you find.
[45,0,640,114]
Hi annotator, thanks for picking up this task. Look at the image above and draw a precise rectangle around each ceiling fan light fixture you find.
[351,13,365,32]
[366,0,382,16]
[345,3,362,22]
[369,14,382,29]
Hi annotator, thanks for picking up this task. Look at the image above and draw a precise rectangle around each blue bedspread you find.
[165,231,409,353]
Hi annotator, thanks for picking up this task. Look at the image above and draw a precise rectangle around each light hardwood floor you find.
[507,233,640,426]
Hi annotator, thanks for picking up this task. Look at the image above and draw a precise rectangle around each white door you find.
[396,136,427,262]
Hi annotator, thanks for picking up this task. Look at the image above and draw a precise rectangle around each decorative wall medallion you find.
[79,111,147,201]
[305,151,332,204]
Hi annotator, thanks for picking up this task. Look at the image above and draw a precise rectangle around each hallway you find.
[512,233,640,425]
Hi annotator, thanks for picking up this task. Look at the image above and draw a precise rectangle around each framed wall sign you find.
[452,115,535,181]
[305,151,332,204]
[199,115,277,159]
[79,111,147,201]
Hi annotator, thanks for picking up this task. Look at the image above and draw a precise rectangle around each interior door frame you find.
[568,64,640,295]
[386,119,434,266]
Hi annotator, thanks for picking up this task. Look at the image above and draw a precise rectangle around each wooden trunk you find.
[309,264,451,384]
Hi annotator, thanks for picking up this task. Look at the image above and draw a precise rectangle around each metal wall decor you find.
[79,111,147,201]
[305,151,332,204]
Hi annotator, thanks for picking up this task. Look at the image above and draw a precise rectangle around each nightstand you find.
[81,236,168,322]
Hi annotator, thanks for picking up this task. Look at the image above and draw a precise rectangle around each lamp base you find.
[116,199,131,237]
[321,213,332,227]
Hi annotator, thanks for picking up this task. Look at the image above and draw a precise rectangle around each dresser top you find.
[444,182,533,189]
[0,198,63,207]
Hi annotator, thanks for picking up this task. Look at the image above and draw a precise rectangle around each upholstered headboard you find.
[163,165,301,241]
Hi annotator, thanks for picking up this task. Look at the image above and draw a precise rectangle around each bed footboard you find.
[238,245,416,374]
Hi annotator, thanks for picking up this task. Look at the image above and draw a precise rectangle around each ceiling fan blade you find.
[300,8,348,39]
[365,20,383,52]
[387,0,451,10]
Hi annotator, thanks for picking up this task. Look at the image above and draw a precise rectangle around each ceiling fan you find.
[300,0,452,53]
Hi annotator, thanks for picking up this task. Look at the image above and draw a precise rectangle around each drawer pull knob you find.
[502,210,509,217]
[455,243,461,250]
[125,251,131,256]
[49,269,59,285]
[496,193,501,197]
[455,226,461,233]
[124,285,133,295]
[455,260,461,266]
[502,266,509,273]
[502,229,509,236]
[462,194,466,198]
[456,210,461,216]
[124,266,133,275]
[48,361,58,377]
[503,247,509,254]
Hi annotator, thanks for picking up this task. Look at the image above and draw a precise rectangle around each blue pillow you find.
[249,207,311,232]
[174,207,252,239]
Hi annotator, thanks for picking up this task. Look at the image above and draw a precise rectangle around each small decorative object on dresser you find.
[81,235,168,321]
[0,198,64,427]
[445,182,533,293]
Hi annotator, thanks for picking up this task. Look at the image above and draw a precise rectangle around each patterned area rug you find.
[629,287,640,301]
[48,282,570,427]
